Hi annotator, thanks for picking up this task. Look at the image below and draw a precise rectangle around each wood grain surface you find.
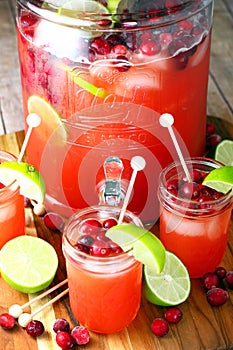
[0,121,232,350]
[0,0,233,134]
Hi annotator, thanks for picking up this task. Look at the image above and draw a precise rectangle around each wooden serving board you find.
[0,126,232,350]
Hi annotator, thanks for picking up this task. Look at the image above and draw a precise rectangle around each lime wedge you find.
[202,166,233,194]
[106,224,166,273]
[59,0,109,12]
[144,251,191,306]
[28,95,67,147]
[0,236,58,293]
[0,162,45,204]
[215,139,233,166]
[107,0,122,13]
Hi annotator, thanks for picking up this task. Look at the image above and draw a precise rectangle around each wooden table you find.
[0,120,232,349]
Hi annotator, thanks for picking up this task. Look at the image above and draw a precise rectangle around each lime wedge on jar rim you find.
[202,166,233,194]
[0,161,45,204]
[215,139,233,166]
[144,251,191,306]
[0,236,58,293]
[28,95,67,147]
[106,224,166,273]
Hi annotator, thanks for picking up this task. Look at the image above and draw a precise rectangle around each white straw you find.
[159,113,192,182]
[17,113,41,162]
[118,156,146,224]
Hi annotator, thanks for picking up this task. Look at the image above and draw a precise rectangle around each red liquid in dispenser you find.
[16,0,214,224]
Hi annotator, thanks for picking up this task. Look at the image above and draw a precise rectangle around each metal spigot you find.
[101,156,124,206]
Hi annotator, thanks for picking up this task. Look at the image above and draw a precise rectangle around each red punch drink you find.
[16,1,214,224]
[62,205,143,334]
[158,158,233,278]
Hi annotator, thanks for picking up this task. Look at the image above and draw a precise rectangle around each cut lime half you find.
[106,224,166,273]
[0,236,58,293]
[215,139,233,166]
[0,162,45,204]
[202,166,233,194]
[144,251,191,306]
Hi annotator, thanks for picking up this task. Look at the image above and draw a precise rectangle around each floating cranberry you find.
[90,239,111,257]
[139,40,161,56]
[106,34,124,47]
[43,212,64,231]
[26,320,45,337]
[167,178,179,192]
[159,32,173,47]
[206,288,228,306]
[180,182,200,199]
[214,266,227,280]
[56,331,75,349]
[225,271,233,289]
[113,55,131,72]
[201,272,220,290]
[109,241,123,255]
[178,19,193,31]
[112,44,127,55]
[207,134,222,147]
[164,307,183,324]
[90,38,111,55]
[79,219,102,236]
[0,313,15,329]
[71,325,90,345]
[151,318,169,337]
[102,218,118,229]
[53,318,70,333]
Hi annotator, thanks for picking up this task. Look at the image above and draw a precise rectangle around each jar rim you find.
[18,0,213,30]
[158,157,233,216]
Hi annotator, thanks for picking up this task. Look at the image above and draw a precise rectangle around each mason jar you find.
[62,205,143,333]
[0,151,25,248]
[158,157,233,278]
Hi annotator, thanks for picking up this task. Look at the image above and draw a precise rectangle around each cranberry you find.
[214,266,227,279]
[53,318,70,333]
[0,182,5,189]
[167,178,179,192]
[107,34,124,46]
[159,32,173,47]
[90,239,111,257]
[139,40,161,56]
[201,272,220,290]
[164,307,183,323]
[79,219,102,236]
[206,288,228,306]
[26,320,45,337]
[225,271,233,289]
[125,33,138,52]
[102,218,118,229]
[180,182,200,199]
[97,19,112,27]
[43,212,64,231]
[0,313,15,329]
[56,331,75,349]
[178,20,193,31]
[207,134,222,147]
[109,241,123,255]
[113,55,131,72]
[112,44,127,55]
[71,325,90,345]
[151,318,169,337]
[90,38,111,55]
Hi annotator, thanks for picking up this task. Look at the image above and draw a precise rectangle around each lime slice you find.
[60,64,110,98]
[215,139,233,166]
[202,166,233,194]
[0,236,58,293]
[0,162,45,204]
[27,95,67,147]
[59,0,109,12]
[144,251,191,306]
[106,224,166,273]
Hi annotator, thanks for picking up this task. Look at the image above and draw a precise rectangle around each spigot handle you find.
[103,156,124,206]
